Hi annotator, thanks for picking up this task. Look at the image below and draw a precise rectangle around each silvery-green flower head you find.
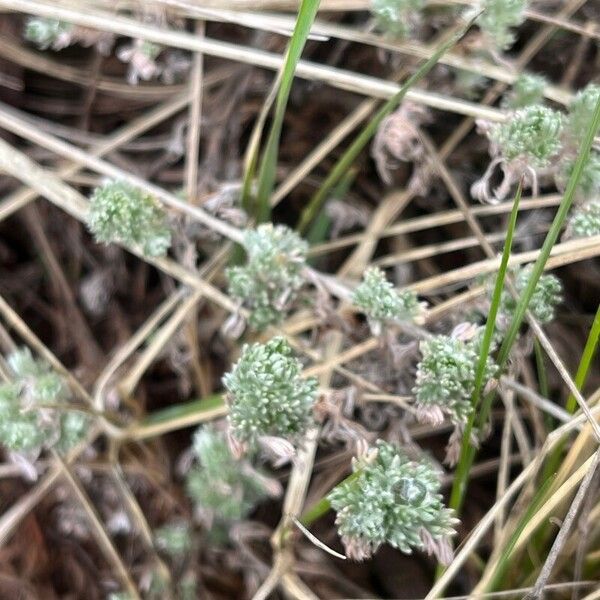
[567,199,600,239]
[223,337,318,445]
[556,152,600,200]
[178,574,198,600]
[566,84,600,141]
[412,332,497,426]
[87,180,171,257]
[502,73,547,109]
[0,382,47,452]
[55,411,90,454]
[371,0,425,38]
[497,265,563,327]
[154,522,193,558]
[477,0,527,50]
[185,426,276,523]
[226,224,308,330]
[491,105,563,169]
[328,440,458,563]
[0,348,89,455]
[24,18,73,50]
[352,267,424,335]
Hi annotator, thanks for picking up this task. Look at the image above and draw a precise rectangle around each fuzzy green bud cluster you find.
[223,337,318,444]
[455,70,487,101]
[328,440,458,562]
[371,0,425,38]
[154,522,192,557]
[567,200,600,238]
[177,574,198,600]
[0,348,89,455]
[557,152,600,199]
[55,410,90,454]
[502,73,547,109]
[491,105,563,168]
[566,84,600,141]
[413,333,497,426]
[139,40,162,60]
[24,18,73,50]
[498,265,563,326]
[185,426,272,522]
[477,0,527,50]
[226,224,308,330]
[87,181,171,257]
[352,267,423,334]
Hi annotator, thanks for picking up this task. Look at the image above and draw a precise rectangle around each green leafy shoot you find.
[87,180,171,257]
[448,181,522,517]
[327,441,458,563]
[249,0,321,222]
[496,93,600,370]
[223,337,318,445]
[296,12,480,233]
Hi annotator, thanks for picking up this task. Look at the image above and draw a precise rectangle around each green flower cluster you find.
[371,0,425,38]
[555,84,600,202]
[477,0,527,50]
[87,181,172,257]
[177,575,198,600]
[185,426,272,523]
[352,267,423,334]
[24,17,73,50]
[226,224,308,330]
[557,153,600,199]
[566,84,600,141]
[498,265,563,326]
[491,105,563,168]
[413,333,497,426]
[223,337,318,445]
[154,522,193,558]
[568,199,600,238]
[328,440,457,562]
[502,73,548,110]
[111,571,196,600]
[0,348,89,455]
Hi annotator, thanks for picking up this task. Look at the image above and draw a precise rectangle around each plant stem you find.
[565,304,600,414]
[449,181,523,516]
[253,0,321,222]
[296,13,480,233]
[496,96,600,372]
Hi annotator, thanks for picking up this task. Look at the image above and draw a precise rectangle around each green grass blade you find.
[449,181,523,516]
[533,338,553,432]
[241,73,283,216]
[495,94,600,371]
[306,167,357,248]
[252,0,321,222]
[541,303,600,481]
[470,92,600,464]
[446,96,600,586]
[299,497,331,526]
[565,303,600,413]
[533,338,549,400]
[129,394,225,440]
[296,14,479,234]
[485,474,556,591]
[299,470,362,526]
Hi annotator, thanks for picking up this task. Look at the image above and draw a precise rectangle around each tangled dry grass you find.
[0,1,599,599]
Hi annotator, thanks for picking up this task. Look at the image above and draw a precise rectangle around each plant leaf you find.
[251,0,321,223]
[296,13,480,233]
